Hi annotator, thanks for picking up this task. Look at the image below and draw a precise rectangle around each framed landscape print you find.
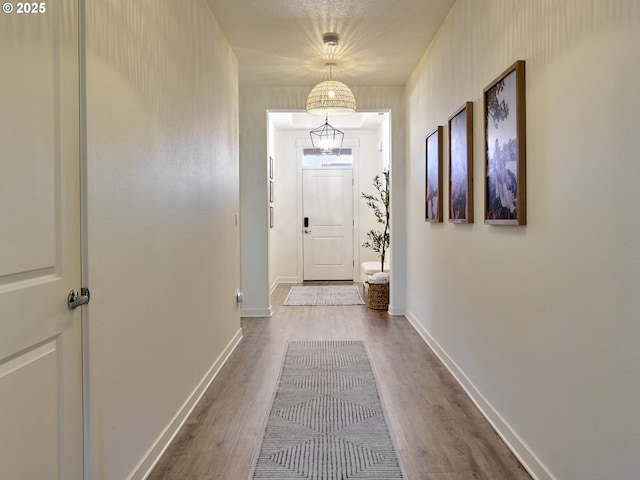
[484,60,526,225]
[425,126,443,223]
[449,102,474,223]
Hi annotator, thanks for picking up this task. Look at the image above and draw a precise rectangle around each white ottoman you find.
[360,262,390,295]
[360,261,390,282]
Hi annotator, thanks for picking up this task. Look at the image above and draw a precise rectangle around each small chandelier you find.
[309,116,344,155]
[306,63,356,116]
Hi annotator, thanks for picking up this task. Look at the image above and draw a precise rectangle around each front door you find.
[0,2,83,478]
[303,169,354,280]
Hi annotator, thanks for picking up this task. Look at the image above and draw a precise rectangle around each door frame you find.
[295,138,361,282]
[78,0,92,475]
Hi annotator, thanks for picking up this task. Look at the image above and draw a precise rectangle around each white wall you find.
[357,124,391,270]
[268,126,387,287]
[405,1,640,479]
[267,117,279,292]
[270,128,299,289]
[240,87,406,315]
[84,2,241,478]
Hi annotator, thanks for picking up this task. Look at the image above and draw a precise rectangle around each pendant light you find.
[306,33,355,155]
[306,33,356,116]
[306,63,356,117]
[309,116,345,155]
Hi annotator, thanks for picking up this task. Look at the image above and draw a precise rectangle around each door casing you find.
[296,140,361,282]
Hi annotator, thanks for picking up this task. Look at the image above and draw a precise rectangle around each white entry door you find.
[303,169,354,280]
[0,2,84,479]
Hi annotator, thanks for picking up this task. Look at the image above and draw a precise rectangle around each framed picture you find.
[269,180,274,203]
[449,102,474,223]
[425,126,443,222]
[484,60,526,225]
[269,156,274,179]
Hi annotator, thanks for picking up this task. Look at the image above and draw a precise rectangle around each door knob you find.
[304,229,312,234]
[68,288,90,309]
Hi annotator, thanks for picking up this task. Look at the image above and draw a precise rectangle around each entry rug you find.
[250,341,406,479]
[284,285,365,306]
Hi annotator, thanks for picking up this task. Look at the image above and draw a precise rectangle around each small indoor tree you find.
[362,168,390,273]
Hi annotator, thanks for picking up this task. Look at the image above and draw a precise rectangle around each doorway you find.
[266,111,390,291]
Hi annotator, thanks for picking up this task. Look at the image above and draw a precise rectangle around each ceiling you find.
[205,0,457,88]
[270,111,389,130]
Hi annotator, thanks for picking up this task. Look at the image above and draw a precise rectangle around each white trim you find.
[387,305,405,316]
[240,307,273,318]
[270,277,297,295]
[130,328,243,480]
[387,271,405,316]
[404,310,554,480]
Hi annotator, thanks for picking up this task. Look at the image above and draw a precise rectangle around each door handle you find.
[304,229,312,234]
[68,288,90,309]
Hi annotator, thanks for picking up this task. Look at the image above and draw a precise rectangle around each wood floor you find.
[148,283,532,480]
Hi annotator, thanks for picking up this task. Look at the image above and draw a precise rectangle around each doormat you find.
[283,285,364,306]
[249,340,406,479]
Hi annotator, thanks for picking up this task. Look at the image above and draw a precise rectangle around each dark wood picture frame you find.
[448,102,474,223]
[425,126,443,223]
[483,60,526,225]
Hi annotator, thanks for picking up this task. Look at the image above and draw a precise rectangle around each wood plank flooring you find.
[148,283,532,480]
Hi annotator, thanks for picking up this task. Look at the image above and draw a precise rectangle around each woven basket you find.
[367,282,389,310]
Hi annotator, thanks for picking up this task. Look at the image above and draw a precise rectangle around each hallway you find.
[148,283,532,479]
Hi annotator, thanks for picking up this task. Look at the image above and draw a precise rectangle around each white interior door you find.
[303,169,354,280]
[0,2,83,479]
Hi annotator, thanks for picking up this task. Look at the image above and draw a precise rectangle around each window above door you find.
[303,148,353,168]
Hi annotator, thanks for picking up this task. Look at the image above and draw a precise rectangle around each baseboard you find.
[240,306,273,317]
[270,276,297,295]
[387,304,405,316]
[404,310,554,480]
[130,328,243,480]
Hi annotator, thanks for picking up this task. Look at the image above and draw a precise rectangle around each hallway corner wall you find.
[239,88,309,317]
[84,2,241,478]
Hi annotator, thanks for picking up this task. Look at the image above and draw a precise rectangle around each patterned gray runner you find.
[284,285,365,306]
[250,341,406,479]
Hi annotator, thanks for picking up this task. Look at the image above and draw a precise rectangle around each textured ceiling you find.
[270,111,389,130]
[205,0,457,87]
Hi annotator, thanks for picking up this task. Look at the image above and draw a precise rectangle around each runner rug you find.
[284,285,365,306]
[250,340,406,479]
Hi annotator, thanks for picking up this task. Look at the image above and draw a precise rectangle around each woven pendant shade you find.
[306,80,356,116]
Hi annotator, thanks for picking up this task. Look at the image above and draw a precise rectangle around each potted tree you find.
[362,168,390,309]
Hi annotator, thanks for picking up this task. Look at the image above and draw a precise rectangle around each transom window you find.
[303,148,353,168]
